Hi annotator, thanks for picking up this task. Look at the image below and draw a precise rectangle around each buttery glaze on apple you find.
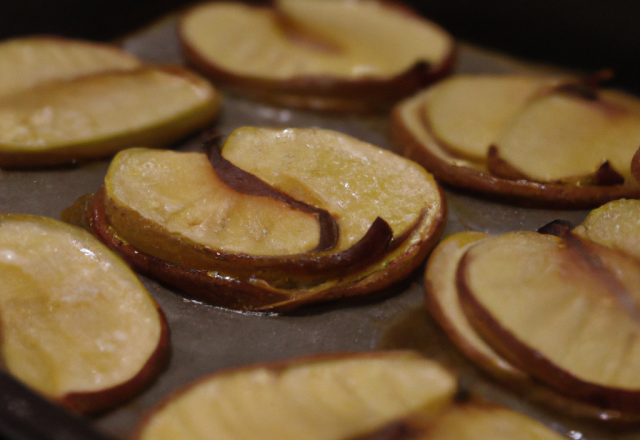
[94,127,446,311]
[0,214,168,414]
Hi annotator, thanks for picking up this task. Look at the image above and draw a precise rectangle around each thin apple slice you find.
[421,75,558,162]
[490,88,640,184]
[220,127,440,253]
[0,36,142,99]
[0,214,168,414]
[102,146,394,285]
[134,352,456,440]
[414,403,566,440]
[0,65,220,167]
[178,0,454,112]
[573,198,640,260]
[458,230,640,412]
[393,76,640,208]
[424,231,527,383]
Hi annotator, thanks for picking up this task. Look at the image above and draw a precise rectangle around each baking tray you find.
[1,13,638,440]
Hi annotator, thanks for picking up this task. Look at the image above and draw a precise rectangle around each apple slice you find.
[0,214,168,414]
[133,352,456,440]
[421,75,559,163]
[89,127,445,311]
[457,230,640,412]
[178,0,454,112]
[0,36,142,99]
[489,88,640,184]
[573,198,640,260]
[393,75,640,208]
[0,65,221,167]
[413,403,566,440]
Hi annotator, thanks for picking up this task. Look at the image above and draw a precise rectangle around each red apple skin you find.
[178,1,456,113]
[88,184,447,312]
[456,246,640,414]
[57,308,170,415]
[392,99,640,209]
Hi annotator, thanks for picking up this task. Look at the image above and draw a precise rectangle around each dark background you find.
[1,0,638,94]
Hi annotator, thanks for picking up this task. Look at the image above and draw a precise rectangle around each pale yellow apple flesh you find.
[492,90,640,183]
[221,127,440,252]
[180,0,451,80]
[0,214,166,412]
[459,230,640,411]
[0,36,141,99]
[421,404,566,440]
[424,231,527,382]
[104,147,322,262]
[136,353,456,440]
[573,198,640,260]
[0,66,220,167]
[422,75,557,162]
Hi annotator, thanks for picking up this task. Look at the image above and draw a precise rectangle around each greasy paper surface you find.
[0,15,631,440]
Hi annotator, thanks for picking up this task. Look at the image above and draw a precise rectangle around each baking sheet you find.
[1,13,637,440]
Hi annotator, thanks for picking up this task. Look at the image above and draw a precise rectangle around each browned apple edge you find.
[177,1,456,113]
[456,237,640,414]
[392,97,640,209]
[88,184,446,312]
[58,305,170,415]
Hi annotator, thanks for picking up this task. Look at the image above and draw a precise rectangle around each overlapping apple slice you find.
[425,230,640,422]
[89,127,446,311]
[0,37,221,167]
[0,214,168,414]
[393,74,640,207]
[133,352,457,440]
[454,229,640,414]
[178,0,455,112]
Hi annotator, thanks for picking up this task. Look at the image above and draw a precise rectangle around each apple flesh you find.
[458,230,640,412]
[0,214,168,414]
[178,0,454,111]
[0,65,220,167]
[0,36,141,99]
[134,352,456,440]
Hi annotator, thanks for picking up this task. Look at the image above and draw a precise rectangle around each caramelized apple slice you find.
[134,352,456,440]
[0,214,168,414]
[573,198,640,260]
[0,36,141,99]
[458,230,640,412]
[422,75,557,162]
[178,0,454,111]
[490,89,640,184]
[0,66,220,167]
[424,232,527,383]
[221,127,440,253]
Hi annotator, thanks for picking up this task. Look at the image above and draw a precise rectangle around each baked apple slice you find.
[89,127,446,311]
[0,65,220,168]
[133,352,456,440]
[393,74,640,208]
[0,214,168,414]
[0,36,141,99]
[178,0,455,112]
[457,230,640,413]
[573,198,640,260]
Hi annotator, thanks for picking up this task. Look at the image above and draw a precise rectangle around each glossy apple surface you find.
[178,0,454,112]
[0,214,168,414]
[0,36,141,99]
[458,230,640,412]
[134,352,456,440]
[0,65,221,167]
